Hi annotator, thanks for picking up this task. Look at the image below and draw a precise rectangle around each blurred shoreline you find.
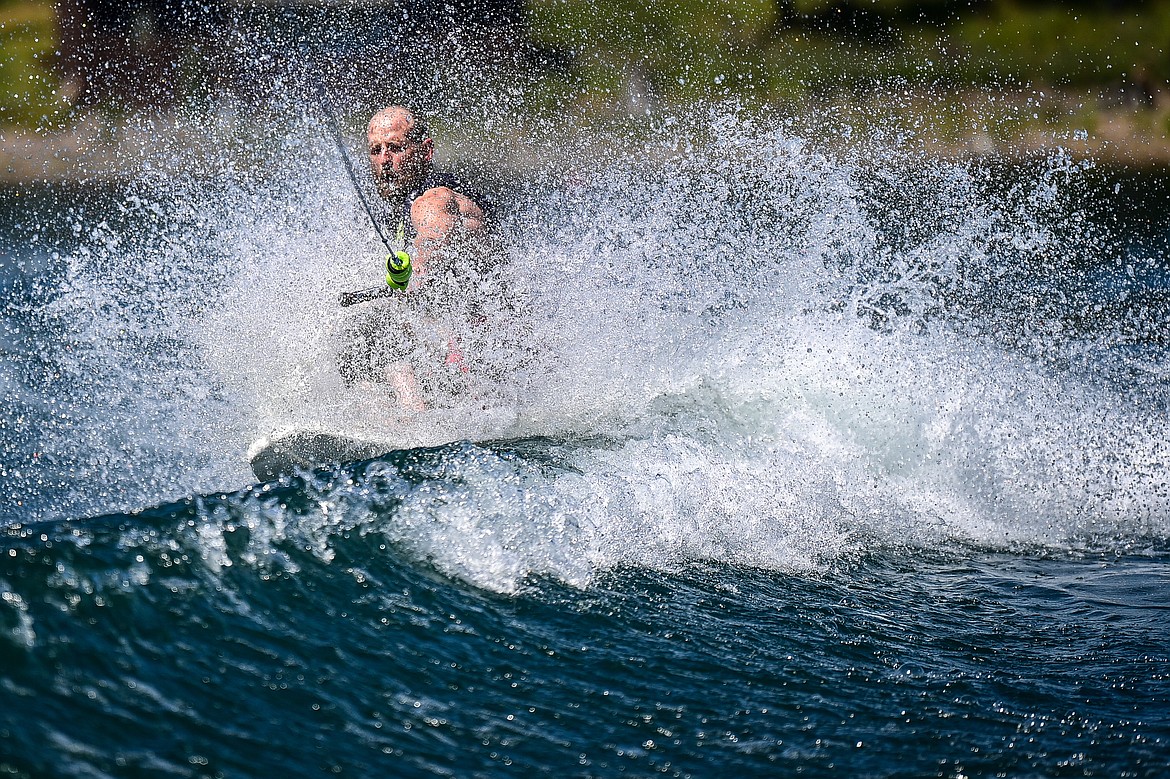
[2,93,1169,186]
[7,0,1170,185]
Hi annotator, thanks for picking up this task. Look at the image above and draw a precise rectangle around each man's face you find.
[367,114,433,199]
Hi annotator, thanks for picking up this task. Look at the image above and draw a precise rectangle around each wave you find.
[2,102,1167,583]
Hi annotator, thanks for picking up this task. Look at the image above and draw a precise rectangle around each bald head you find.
[368,106,428,145]
[367,105,434,199]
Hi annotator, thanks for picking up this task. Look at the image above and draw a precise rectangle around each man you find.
[366,106,486,278]
[340,106,496,410]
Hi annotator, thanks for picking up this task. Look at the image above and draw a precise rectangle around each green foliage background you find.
[1,0,1168,147]
[526,0,1170,105]
[0,0,58,126]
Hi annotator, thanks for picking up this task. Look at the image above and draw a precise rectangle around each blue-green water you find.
[3,477,1168,777]
[2,108,1169,776]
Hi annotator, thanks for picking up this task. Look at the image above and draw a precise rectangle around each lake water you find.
[1,107,1168,776]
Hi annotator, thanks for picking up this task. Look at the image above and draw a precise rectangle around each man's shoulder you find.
[419,172,487,211]
[410,177,486,234]
[412,186,462,214]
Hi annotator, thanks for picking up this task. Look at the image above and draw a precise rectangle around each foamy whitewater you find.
[5,107,1166,581]
[2,99,1168,776]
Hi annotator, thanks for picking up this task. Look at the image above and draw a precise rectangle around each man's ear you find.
[422,138,435,161]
